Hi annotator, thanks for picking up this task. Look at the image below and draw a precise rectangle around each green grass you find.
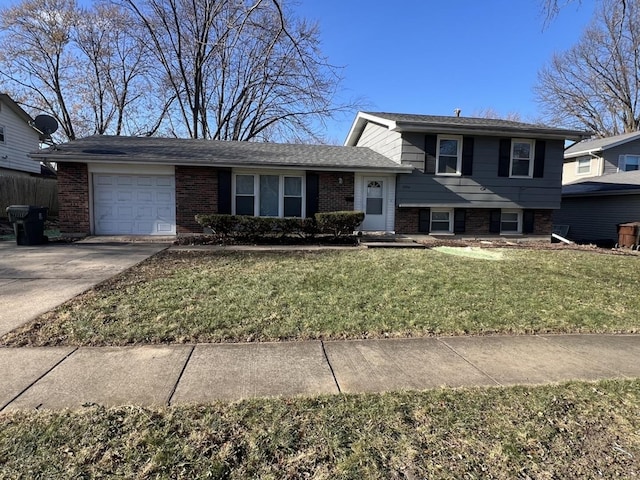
[1,379,639,478]
[2,248,640,346]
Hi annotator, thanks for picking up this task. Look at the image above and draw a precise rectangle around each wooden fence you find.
[0,176,58,217]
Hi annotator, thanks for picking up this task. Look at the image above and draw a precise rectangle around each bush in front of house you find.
[195,214,318,241]
[315,211,365,237]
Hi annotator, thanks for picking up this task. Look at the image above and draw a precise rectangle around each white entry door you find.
[93,174,176,235]
[361,177,387,231]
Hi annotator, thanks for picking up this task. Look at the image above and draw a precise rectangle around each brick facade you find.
[318,172,355,212]
[395,207,554,237]
[57,162,90,236]
[175,166,219,234]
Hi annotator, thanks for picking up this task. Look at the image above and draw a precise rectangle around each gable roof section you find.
[0,93,36,126]
[562,170,640,197]
[345,111,588,145]
[564,130,640,159]
[31,135,413,173]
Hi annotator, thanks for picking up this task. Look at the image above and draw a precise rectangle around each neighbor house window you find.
[234,173,304,217]
[501,209,522,234]
[0,126,5,143]
[619,155,640,172]
[430,209,453,233]
[510,139,534,177]
[436,135,462,175]
[576,158,591,175]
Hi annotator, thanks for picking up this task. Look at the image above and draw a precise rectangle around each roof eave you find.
[391,122,587,140]
[29,153,412,173]
[344,112,397,146]
[563,189,640,197]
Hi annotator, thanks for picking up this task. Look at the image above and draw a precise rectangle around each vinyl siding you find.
[553,194,640,243]
[396,137,565,209]
[562,155,602,184]
[602,141,640,174]
[0,101,40,174]
[355,122,402,164]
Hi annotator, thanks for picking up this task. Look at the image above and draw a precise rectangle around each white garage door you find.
[93,174,176,235]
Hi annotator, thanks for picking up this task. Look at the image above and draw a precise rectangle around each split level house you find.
[0,93,42,177]
[31,111,586,238]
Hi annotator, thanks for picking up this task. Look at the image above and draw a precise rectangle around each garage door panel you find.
[93,173,176,235]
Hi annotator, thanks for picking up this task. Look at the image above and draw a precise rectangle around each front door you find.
[362,178,386,231]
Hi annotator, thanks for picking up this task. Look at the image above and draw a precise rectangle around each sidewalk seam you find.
[321,341,342,394]
[437,339,503,386]
[0,347,79,412]
[167,344,196,406]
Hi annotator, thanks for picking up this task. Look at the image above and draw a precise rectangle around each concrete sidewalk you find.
[2,334,639,412]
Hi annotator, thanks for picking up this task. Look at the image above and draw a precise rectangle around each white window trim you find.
[429,208,454,234]
[509,139,535,178]
[436,135,463,176]
[576,157,591,175]
[232,171,306,218]
[500,209,522,235]
[618,154,640,172]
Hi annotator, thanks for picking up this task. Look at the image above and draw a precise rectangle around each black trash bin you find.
[6,205,48,246]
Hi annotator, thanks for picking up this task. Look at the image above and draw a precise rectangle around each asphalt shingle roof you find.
[564,131,640,157]
[562,170,640,196]
[362,111,587,138]
[33,135,411,172]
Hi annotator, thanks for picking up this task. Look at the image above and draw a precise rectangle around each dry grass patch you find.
[1,380,639,478]
[2,248,639,346]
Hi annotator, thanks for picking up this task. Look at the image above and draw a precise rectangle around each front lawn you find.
[2,248,639,346]
[1,380,639,478]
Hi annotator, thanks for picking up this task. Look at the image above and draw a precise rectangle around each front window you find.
[619,155,640,172]
[577,158,591,175]
[436,135,462,175]
[510,139,534,177]
[430,209,453,233]
[501,210,522,234]
[234,173,304,217]
[0,126,5,143]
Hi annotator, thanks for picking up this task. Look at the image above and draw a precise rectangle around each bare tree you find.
[0,0,171,140]
[0,0,80,139]
[536,0,640,136]
[118,0,356,141]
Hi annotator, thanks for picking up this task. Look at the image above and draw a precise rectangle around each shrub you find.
[195,214,314,240]
[315,211,365,237]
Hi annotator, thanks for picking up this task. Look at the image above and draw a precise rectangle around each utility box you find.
[6,205,48,246]
[617,222,640,248]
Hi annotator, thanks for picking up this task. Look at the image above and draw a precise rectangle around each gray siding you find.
[553,194,640,243]
[355,122,402,164]
[396,137,565,209]
[0,101,40,174]
[602,140,640,174]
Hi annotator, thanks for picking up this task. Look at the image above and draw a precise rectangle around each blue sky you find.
[295,0,597,143]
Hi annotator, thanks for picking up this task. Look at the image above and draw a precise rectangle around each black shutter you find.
[306,172,319,218]
[489,209,501,233]
[425,135,437,174]
[454,208,466,233]
[218,169,232,214]
[418,208,430,233]
[523,210,535,234]
[498,139,511,177]
[461,137,474,176]
[533,140,546,178]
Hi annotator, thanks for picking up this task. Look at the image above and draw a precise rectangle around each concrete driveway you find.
[0,240,168,337]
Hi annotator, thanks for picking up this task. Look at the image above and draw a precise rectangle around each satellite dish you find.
[34,114,59,136]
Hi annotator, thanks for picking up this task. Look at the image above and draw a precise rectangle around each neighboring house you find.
[31,136,411,236]
[0,93,42,176]
[554,170,640,245]
[345,112,586,238]
[563,131,640,185]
